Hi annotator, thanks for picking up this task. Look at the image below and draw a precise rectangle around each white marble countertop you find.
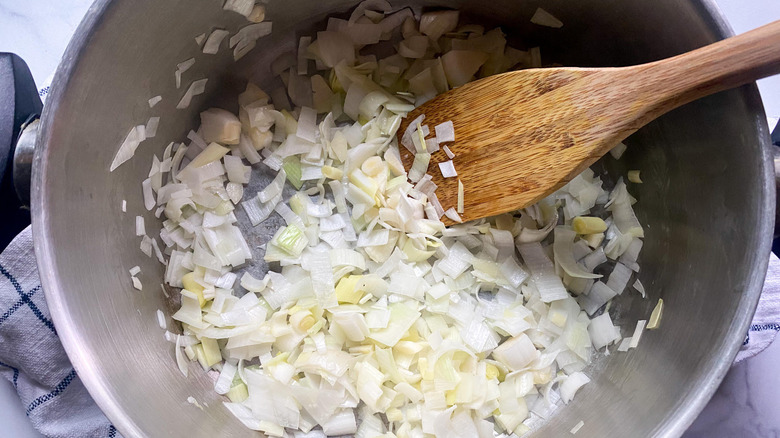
[0,1,778,437]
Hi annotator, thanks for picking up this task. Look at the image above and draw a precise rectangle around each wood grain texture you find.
[399,20,780,224]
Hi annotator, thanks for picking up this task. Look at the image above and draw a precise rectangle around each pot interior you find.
[34,0,772,437]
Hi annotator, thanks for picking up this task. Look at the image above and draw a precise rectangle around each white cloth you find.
[735,252,780,362]
[0,227,121,438]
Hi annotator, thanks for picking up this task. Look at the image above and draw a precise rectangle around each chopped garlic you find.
[647,298,664,329]
[628,170,643,183]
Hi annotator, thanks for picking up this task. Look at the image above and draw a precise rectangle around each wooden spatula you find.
[398,20,780,223]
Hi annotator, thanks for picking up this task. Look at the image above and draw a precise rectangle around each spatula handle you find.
[641,20,780,111]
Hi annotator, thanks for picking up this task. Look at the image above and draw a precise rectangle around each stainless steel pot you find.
[22,0,775,436]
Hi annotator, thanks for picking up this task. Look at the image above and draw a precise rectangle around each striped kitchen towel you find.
[0,227,120,438]
[736,251,780,362]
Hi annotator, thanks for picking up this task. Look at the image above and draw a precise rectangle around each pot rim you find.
[30,1,775,437]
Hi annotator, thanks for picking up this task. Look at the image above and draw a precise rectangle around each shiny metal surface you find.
[32,0,773,437]
[773,145,780,237]
[13,118,37,205]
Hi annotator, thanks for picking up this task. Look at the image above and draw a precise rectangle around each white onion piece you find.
[398,35,428,59]
[230,22,273,49]
[296,106,318,143]
[148,95,162,108]
[577,281,617,316]
[175,334,189,377]
[142,178,155,211]
[316,31,355,67]
[237,134,262,164]
[145,117,160,139]
[581,247,607,272]
[517,242,568,302]
[457,179,464,214]
[203,29,230,54]
[606,262,632,295]
[629,320,647,349]
[419,10,459,40]
[201,108,241,145]
[619,237,643,266]
[588,313,621,349]
[243,192,282,226]
[156,309,166,330]
[434,120,455,143]
[609,142,627,159]
[135,216,146,236]
[499,257,529,288]
[530,7,564,28]
[348,0,391,23]
[408,153,430,183]
[439,146,453,161]
[185,143,229,169]
[443,208,462,223]
[177,79,208,110]
[225,182,244,205]
[559,372,589,404]
[175,58,195,89]
[292,37,310,77]
[223,0,255,17]
[424,137,440,153]
[322,410,357,436]
[224,155,251,184]
[378,8,413,35]
[438,160,457,178]
[258,169,287,203]
[516,212,557,243]
[553,227,602,279]
[400,114,425,152]
[223,403,263,431]
[491,333,538,370]
[110,125,146,172]
[214,360,238,395]
[344,22,383,46]
[608,180,644,238]
[187,130,207,151]
[139,235,153,257]
[633,278,646,298]
[441,50,489,87]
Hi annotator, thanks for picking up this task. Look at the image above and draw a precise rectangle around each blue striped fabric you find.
[25,369,77,415]
[0,265,55,334]
[735,252,780,362]
[0,227,121,437]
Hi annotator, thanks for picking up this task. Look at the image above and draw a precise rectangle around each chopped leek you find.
[145,4,654,436]
[271,224,308,257]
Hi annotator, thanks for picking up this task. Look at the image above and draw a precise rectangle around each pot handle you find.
[0,53,41,250]
[0,53,42,205]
